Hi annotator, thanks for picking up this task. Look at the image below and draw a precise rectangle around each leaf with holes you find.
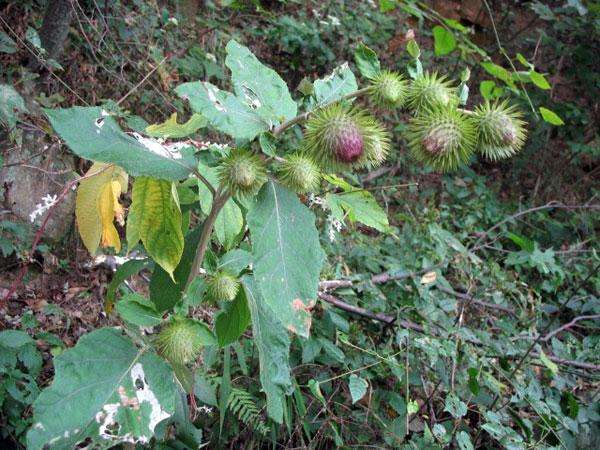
[27,327,179,450]
[225,40,297,124]
[247,181,325,337]
[45,107,196,180]
[313,63,358,107]
[175,81,267,141]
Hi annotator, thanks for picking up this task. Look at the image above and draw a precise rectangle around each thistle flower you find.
[217,149,267,198]
[156,318,205,365]
[206,270,240,302]
[473,100,527,160]
[368,70,409,108]
[407,106,476,172]
[303,104,390,171]
[407,72,457,114]
[278,153,321,193]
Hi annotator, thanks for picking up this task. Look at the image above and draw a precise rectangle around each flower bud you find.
[303,104,390,171]
[278,153,321,193]
[217,149,267,197]
[206,270,240,302]
[407,72,457,114]
[156,318,205,365]
[407,106,476,172]
[369,71,408,108]
[473,100,527,160]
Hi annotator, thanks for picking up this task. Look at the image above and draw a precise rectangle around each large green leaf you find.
[149,224,203,312]
[45,107,195,180]
[313,63,358,107]
[127,177,184,279]
[27,328,179,450]
[175,81,267,140]
[225,40,297,124]
[242,276,292,424]
[214,288,251,347]
[247,181,325,337]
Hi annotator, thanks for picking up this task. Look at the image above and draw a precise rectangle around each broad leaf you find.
[444,393,468,418]
[214,288,251,347]
[529,70,551,90]
[247,181,325,337]
[214,199,243,250]
[432,26,457,56]
[76,163,128,255]
[45,107,196,180]
[217,249,252,275]
[27,328,179,450]
[348,374,368,404]
[149,225,202,312]
[0,84,28,129]
[116,293,162,327]
[145,112,206,138]
[175,81,267,140]
[127,177,184,279]
[242,276,292,423]
[225,40,297,123]
[354,42,381,80]
[313,63,358,107]
[0,330,35,348]
[326,190,389,232]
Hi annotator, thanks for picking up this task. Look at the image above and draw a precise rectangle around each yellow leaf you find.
[75,163,128,254]
[145,112,206,138]
[420,271,437,284]
[98,181,121,252]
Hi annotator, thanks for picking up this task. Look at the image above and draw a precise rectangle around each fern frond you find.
[227,388,270,435]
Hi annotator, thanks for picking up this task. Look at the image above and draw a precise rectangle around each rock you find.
[1,130,76,241]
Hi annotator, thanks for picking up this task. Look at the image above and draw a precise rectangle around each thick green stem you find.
[185,190,230,289]
[272,87,371,137]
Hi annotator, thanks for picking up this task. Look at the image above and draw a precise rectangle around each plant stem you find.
[185,190,230,289]
[272,87,371,137]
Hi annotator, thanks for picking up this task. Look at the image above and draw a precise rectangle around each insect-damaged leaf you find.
[75,162,128,255]
[225,39,297,124]
[145,112,207,138]
[27,328,179,450]
[247,181,325,338]
[175,81,268,141]
[45,107,196,180]
[127,177,184,279]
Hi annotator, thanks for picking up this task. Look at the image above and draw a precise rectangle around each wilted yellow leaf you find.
[420,271,437,284]
[75,163,128,254]
[98,181,121,252]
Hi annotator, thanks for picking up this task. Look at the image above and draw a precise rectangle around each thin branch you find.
[185,191,230,289]
[436,285,515,316]
[319,292,600,372]
[317,292,397,326]
[272,87,370,137]
[542,314,600,342]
